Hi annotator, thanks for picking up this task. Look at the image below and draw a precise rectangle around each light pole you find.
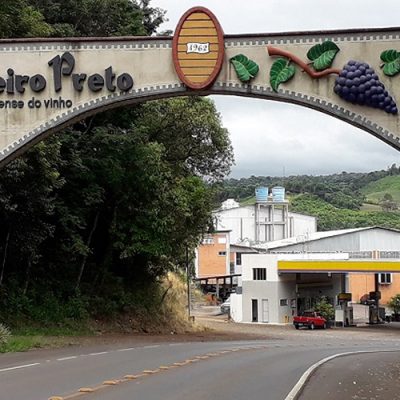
[186,246,191,319]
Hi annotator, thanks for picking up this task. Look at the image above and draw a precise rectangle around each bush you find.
[314,297,335,321]
[0,323,11,346]
[388,294,400,315]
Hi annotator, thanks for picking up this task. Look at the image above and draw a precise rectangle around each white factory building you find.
[213,187,316,245]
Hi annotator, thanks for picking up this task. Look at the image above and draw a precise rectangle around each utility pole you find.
[186,246,191,319]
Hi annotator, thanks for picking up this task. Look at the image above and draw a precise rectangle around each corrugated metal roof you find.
[255,226,400,250]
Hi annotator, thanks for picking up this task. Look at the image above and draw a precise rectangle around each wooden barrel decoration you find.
[172,7,225,90]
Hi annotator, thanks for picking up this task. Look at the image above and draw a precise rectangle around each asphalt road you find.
[0,335,399,400]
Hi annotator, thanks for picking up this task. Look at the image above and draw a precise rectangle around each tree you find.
[0,1,235,326]
[314,297,335,321]
[131,98,234,182]
[45,97,232,289]
[388,294,400,316]
[380,193,398,212]
[30,0,162,37]
[0,141,63,291]
[0,0,52,38]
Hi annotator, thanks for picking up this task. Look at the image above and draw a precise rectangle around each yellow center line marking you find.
[124,374,139,379]
[142,369,160,374]
[79,388,94,393]
[103,380,119,385]
[50,346,263,400]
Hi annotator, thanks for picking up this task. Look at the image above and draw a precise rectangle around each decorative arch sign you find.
[1,6,400,166]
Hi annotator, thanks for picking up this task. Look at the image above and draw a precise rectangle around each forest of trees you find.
[0,1,234,328]
[215,164,400,210]
[215,165,400,231]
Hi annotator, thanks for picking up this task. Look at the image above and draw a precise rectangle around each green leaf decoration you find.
[380,49,400,76]
[269,58,295,92]
[230,54,260,82]
[307,41,340,71]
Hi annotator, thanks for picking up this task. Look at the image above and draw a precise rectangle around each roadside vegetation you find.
[314,297,335,321]
[0,0,233,347]
[388,294,400,318]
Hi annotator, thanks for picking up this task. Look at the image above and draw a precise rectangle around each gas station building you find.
[229,227,400,325]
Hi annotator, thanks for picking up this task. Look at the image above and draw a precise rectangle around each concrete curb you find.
[284,349,400,400]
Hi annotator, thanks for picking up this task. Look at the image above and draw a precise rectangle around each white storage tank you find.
[255,187,268,202]
[272,186,285,202]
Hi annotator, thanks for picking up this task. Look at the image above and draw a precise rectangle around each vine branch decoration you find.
[267,46,341,78]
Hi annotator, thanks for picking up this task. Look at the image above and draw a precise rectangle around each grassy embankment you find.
[0,272,198,353]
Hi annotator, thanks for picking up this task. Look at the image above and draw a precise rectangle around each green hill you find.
[361,176,400,204]
[290,194,400,231]
[240,196,256,206]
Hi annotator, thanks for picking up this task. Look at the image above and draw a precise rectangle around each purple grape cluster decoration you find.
[334,60,398,114]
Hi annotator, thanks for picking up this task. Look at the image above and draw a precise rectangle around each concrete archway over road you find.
[1,7,400,166]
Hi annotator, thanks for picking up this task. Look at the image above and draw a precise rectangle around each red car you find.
[293,311,327,330]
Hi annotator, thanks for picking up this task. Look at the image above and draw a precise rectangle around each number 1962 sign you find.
[186,42,210,54]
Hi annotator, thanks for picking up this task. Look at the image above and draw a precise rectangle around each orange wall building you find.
[195,231,230,278]
[349,272,400,305]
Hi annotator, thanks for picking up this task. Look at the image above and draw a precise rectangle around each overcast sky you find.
[152,0,400,178]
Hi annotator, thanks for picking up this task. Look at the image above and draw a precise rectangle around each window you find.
[280,299,288,306]
[201,237,214,245]
[378,273,392,284]
[218,251,226,256]
[236,252,242,265]
[217,237,227,244]
[253,268,267,280]
[230,262,235,274]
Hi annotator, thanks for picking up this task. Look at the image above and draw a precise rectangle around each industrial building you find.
[213,187,317,245]
[230,227,400,324]
[195,187,400,325]
[257,226,400,306]
[196,186,316,278]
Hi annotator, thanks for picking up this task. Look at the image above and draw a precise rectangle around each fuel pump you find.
[337,293,354,326]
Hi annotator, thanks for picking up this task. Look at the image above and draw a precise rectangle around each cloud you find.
[155,0,400,33]
[213,96,400,177]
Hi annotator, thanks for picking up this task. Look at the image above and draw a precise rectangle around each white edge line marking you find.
[142,345,160,349]
[117,348,135,352]
[57,356,78,361]
[89,351,108,356]
[0,363,40,373]
[284,349,400,400]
